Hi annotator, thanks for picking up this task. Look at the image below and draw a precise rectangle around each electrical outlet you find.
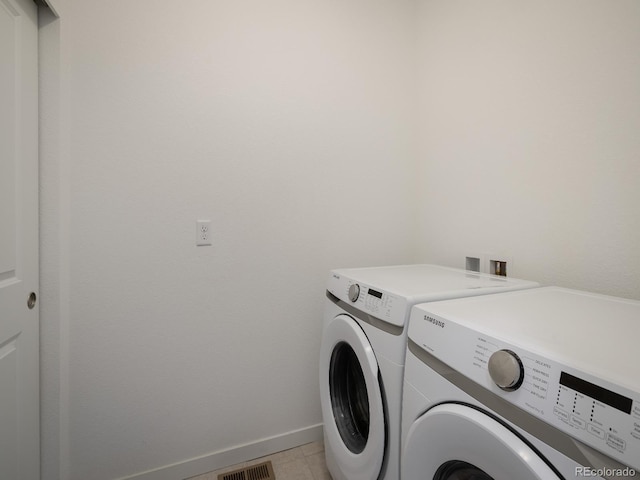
[196,220,212,246]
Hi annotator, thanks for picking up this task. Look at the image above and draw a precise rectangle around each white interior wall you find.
[414,0,640,298]
[40,1,418,479]
[40,0,640,479]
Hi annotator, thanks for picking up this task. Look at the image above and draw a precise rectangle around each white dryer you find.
[402,287,640,480]
[319,264,539,480]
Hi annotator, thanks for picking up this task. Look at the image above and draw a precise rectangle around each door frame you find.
[36,1,65,479]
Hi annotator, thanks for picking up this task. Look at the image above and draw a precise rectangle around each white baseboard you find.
[118,424,324,480]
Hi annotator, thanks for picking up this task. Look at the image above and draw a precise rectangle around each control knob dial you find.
[488,349,524,391]
[348,284,360,302]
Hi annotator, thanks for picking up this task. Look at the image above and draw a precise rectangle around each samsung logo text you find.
[424,315,445,328]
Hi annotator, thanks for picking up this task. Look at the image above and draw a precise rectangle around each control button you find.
[554,406,570,422]
[348,284,360,302]
[488,349,524,391]
[606,433,626,452]
[588,424,605,439]
[570,415,586,429]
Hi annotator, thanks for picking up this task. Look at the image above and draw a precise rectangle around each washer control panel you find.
[409,310,640,471]
[327,273,404,327]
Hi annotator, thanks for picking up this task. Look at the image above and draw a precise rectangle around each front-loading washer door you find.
[403,403,562,480]
[320,314,385,480]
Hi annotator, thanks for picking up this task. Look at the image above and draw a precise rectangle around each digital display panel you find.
[367,288,383,299]
[560,372,632,414]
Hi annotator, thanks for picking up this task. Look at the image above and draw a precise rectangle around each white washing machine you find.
[402,287,640,480]
[319,264,539,480]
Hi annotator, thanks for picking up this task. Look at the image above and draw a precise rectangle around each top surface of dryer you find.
[330,264,537,300]
[408,286,640,470]
[410,286,640,387]
[328,264,538,327]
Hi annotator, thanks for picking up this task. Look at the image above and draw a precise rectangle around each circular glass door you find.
[433,460,493,480]
[329,341,370,453]
[402,403,561,480]
[320,314,385,480]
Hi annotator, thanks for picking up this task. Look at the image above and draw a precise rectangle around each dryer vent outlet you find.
[218,461,275,480]
[465,256,481,273]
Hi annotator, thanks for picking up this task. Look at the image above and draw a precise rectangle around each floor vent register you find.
[218,461,275,480]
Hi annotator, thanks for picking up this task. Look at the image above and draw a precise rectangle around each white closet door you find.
[0,0,39,478]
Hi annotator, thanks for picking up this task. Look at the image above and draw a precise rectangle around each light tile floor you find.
[186,442,331,480]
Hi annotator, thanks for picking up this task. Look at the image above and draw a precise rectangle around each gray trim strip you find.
[408,340,639,480]
[326,291,403,336]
